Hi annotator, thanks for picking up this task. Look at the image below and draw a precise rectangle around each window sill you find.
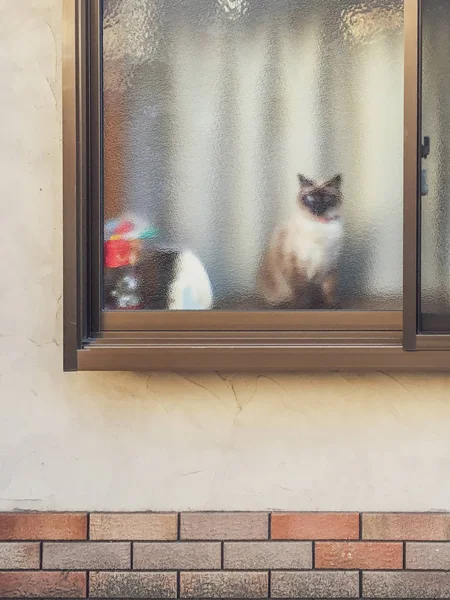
[75,332,450,371]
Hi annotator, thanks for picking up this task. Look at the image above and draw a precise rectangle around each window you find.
[63,0,450,370]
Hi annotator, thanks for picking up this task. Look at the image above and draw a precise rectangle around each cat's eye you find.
[63,0,450,370]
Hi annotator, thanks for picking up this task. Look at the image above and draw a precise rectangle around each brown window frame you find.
[63,0,450,371]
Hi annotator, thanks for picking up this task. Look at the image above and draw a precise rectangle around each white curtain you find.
[104,0,404,309]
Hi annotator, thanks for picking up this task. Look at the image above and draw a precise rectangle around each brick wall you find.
[1,512,450,598]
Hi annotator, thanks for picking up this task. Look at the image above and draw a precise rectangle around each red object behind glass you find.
[104,239,133,269]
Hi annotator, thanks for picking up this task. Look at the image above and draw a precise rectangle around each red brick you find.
[271,513,359,540]
[0,513,87,541]
[0,572,86,598]
[363,513,450,541]
[316,542,403,570]
[90,513,177,541]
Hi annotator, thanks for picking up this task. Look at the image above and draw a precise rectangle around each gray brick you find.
[42,541,130,570]
[90,571,177,599]
[406,542,450,569]
[90,513,177,541]
[363,513,450,541]
[0,543,40,569]
[224,541,312,569]
[180,571,268,598]
[363,571,450,598]
[180,513,268,540]
[134,542,221,570]
[271,571,359,599]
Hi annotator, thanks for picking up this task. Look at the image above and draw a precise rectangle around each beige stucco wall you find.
[1,0,450,513]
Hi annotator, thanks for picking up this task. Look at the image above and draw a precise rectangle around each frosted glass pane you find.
[103,0,403,311]
[421,0,450,315]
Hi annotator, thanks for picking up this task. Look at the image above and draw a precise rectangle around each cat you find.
[258,173,343,309]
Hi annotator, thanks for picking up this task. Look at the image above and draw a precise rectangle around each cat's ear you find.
[325,174,342,190]
[297,174,314,188]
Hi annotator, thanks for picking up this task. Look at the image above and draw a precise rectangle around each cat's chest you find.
[291,220,342,279]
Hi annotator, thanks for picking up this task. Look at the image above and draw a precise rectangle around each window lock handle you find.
[422,135,431,160]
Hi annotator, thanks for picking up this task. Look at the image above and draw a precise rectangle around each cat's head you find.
[297,173,343,222]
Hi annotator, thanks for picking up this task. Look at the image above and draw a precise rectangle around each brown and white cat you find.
[258,173,343,309]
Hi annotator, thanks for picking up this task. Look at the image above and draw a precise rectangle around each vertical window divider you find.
[403,0,422,350]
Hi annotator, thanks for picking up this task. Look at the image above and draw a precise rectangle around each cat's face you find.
[297,174,343,221]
